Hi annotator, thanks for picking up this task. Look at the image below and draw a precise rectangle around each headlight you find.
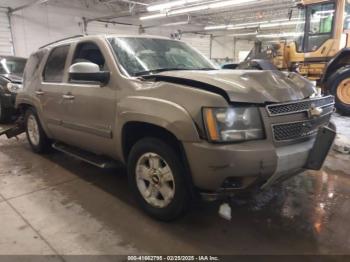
[203,107,264,142]
[6,83,23,93]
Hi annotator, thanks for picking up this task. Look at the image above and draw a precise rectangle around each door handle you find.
[62,94,75,100]
[35,90,45,96]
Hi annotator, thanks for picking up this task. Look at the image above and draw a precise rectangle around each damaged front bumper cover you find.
[200,125,336,201]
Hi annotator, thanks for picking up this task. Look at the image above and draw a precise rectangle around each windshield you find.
[108,37,216,76]
[0,57,27,75]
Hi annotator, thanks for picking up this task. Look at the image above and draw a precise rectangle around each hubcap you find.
[337,79,350,105]
[27,115,40,146]
[135,153,175,208]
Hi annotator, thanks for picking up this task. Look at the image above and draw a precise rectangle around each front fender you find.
[116,96,201,142]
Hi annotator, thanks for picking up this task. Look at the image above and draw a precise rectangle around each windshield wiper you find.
[195,68,218,71]
[134,67,217,76]
[134,68,192,76]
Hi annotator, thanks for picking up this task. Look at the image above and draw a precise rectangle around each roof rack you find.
[39,35,84,49]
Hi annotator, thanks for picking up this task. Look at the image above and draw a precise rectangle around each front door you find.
[60,40,116,156]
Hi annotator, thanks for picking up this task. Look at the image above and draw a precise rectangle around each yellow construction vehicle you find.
[259,0,350,115]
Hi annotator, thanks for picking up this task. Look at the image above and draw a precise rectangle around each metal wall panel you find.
[181,34,211,58]
[87,21,139,35]
[86,23,211,59]
[0,9,13,56]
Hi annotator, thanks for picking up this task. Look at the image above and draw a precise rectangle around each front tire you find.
[327,67,350,115]
[127,138,191,221]
[25,108,51,153]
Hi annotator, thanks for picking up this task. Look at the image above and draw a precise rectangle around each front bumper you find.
[183,126,335,193]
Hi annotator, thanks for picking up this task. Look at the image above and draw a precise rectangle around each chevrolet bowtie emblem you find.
[308,103,323,118]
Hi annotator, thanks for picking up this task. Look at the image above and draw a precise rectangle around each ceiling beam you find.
[101,0,148,6]
[9,0,52,13]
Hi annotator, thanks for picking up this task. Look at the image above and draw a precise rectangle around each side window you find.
[308,3,335,34]
[43,45,70,82]
[345,0,350,30]
[305,2,335,52]
[72,42,106,70]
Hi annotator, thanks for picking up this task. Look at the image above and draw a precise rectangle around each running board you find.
[52,142,120,169]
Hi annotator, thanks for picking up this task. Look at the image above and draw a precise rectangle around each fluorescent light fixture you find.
[205,18,303,31]
[230,32,258,37]
[162,20,189,26]
[204,25,228,30]
[208,0,256,9]
[168,4,208,15]
[168,0,258,16]
[205,23,259,31]
[234,21,268,27]
[257,32,303,38]
[142,0,262,21]
[260,20,304,28]
[147,0,202,12]
[227,25,258,30]
[140,13,166,20]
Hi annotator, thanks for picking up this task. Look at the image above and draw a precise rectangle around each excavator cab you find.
[294,1,336,53]
[278,0,350,115]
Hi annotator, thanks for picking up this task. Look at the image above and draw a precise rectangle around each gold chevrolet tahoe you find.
[13,35,336,221]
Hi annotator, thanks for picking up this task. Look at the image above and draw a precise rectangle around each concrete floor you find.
[0,115,349,257]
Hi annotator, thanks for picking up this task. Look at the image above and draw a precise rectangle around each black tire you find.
[127,137,191,221]
[25,108,51,153]
[326,67,350,115]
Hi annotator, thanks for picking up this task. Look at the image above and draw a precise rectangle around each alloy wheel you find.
[27,114,40,146]
[135,153,175,208]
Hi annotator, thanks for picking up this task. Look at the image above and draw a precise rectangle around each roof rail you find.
[39,35,84,49]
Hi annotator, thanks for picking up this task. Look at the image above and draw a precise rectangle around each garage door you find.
[181,34,211,58]
[87,21,139,35]
[0,9,13,56]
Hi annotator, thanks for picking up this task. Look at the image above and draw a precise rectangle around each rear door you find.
[38,44,72,141]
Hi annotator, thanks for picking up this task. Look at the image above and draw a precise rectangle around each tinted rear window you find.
[43,45,70,82]
[24,51,46,83]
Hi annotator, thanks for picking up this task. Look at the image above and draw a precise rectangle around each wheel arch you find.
[17,102,52,138]
[17,102,34,114]
[121,121,196,193]
[122,121,183,162]
[322,48,350,84]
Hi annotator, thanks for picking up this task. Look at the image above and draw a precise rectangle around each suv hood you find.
[149,70,315,104]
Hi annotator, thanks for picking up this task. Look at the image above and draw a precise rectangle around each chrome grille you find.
[273,114,332,141]
[266,96,334,116]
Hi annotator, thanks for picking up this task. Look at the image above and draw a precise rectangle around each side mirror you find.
[69,62,110,85]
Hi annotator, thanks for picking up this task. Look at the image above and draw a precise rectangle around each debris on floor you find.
[331,114,350,154]
[218,203,232,221]
[334,134,350,154]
